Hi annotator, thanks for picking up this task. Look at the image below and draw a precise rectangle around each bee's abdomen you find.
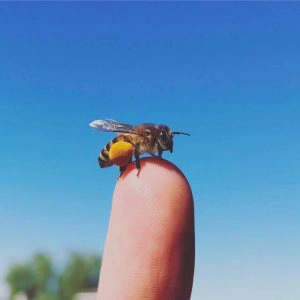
[98,138,113,168]
[98,135,133,168]
[98,147,112,168]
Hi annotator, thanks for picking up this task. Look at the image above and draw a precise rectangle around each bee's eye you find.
[159,131,168,144]
[144,129,151,137]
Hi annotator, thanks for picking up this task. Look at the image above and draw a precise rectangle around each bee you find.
[89,119,190,175]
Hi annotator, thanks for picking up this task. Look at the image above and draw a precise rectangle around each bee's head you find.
[157,126,173,152]
[158,125,190,153]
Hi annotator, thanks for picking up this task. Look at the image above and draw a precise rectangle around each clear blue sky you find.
[1,3,300,299]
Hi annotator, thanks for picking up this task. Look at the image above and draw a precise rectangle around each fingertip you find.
[98,158,194,300]
[117,157,192,204]
[114,158,193,233]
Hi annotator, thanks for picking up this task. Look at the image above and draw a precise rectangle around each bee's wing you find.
[89,119,139,134]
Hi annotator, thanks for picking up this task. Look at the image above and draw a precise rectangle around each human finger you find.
[97,157,195,300]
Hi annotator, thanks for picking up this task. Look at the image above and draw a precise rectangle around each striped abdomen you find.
[98,135,133,168]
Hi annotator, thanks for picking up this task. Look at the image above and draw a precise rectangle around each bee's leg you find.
[118,157,132,178]
[134,145,141,175]
[157,144,163,158]
[134,146,140,169]
[118,165,127,177]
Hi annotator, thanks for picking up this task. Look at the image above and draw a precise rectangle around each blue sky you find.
[1,3,300,299]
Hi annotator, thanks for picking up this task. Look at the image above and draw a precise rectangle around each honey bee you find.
[89,119,190,175]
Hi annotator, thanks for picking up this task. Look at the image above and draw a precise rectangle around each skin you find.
[97,157,195,300]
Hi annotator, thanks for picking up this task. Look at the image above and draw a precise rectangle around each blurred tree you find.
[34,292,56,300]
[85,255,102,289]
[58,254,101,300]
[32,254,52,291]
[6,253,54,300]
[6,264,36,299]
[6,253,101,300]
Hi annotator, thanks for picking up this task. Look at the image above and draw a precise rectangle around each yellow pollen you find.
[108,141,134,167]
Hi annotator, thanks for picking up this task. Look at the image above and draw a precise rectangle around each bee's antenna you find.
[171,131,190,137]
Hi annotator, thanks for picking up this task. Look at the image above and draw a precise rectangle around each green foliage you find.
[58,254,101,300]
[6,253,53,300]
[34,292,56,300]
[6,253,101,300]
[32,254,52,290]
[6,264,36,298]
